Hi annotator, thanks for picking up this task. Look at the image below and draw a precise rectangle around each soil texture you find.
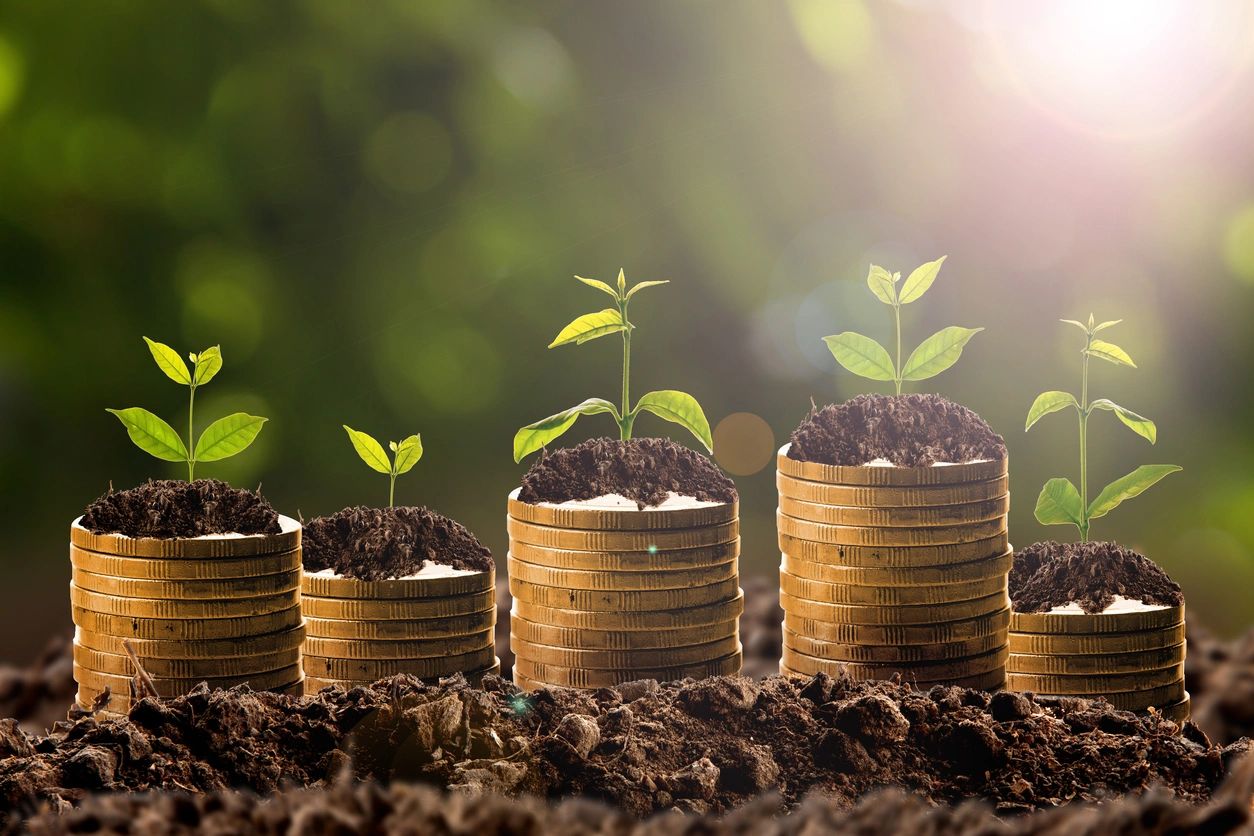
[80,480,280,539]
[517,437,737,508]
[788,394,1007,467]
[1188,622,1254,749]
[0,637,72,734]
[303,506,494,580]
[1010,541,1184,614]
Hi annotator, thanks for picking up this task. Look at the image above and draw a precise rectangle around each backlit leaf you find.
[195,413,267,462]
[513,398,620,462]
[143,337,191,385]
[625,280,669,299]
[865,265,897,305]
[1089,399,1156,443]
[193,345,222,386]
[616,268,626,295]
[1088,464,1181,520]
[898,256,946,304]
[392,434,423,475]
[901,326,983,381]
[344,425,391,474]
[1034,477,1084,528]
[548,309,627,348]
[1087,339,1136,367]
[823,332,896,382]
[107,407,189,462]
[632,390,713,452]
[575,275,619,300]
[1026,390,1079,431]
[1094,319,1123,333]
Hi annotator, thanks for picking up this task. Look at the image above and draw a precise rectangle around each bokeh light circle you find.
[713,412,777,476]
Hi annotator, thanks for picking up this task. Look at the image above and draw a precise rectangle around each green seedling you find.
[1025,314,1181,541]
[824,256,983,395]
[513,269,713,462]
[108,338,267,481]
[343,426,422,507]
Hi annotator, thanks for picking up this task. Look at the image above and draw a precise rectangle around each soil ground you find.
[1010,541,1184,614]
[80,480,281,539]
[302,506,494,580]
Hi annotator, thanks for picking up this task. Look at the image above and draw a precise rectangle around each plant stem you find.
[187,384,197,481]
[893,303,903,396]
[620,297,632,440]
[389,472,396,508]
[1078,330,1091,541]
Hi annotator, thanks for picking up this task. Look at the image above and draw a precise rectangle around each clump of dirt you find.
[1188,622,1254,748]
[302,506,494,580]
[1010,541,1184,614]
[0,637,73,734]
[788,394,1006,467]
[518,437,737,508]
[80,480,280,538]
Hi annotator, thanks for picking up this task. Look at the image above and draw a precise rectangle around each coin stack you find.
[507,489,744,690]
[776,446,1012,689]
[69,516,306,713]
[300,567,499,693]
[1007,603,1189,720]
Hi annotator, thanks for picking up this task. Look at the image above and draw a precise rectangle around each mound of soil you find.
[788,394,1006,467]
[303,506,493,580]
[518,437,737,508]
[1010,541,1184,614]
[80,480,280,539]
[0,637,73,734]
[1188,623,1254,748]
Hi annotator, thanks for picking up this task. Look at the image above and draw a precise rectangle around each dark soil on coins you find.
[788,394,1007,467]
[80,479,280,538]
[1010,541,1184,614]
[303,506,494,580]
[517,437,737,508]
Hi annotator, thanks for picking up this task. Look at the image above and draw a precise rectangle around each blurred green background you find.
[2,0,1253,660]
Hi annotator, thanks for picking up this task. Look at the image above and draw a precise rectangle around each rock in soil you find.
[1010,541,1184,614]
[80,479,280,538]
[303,506,494,580]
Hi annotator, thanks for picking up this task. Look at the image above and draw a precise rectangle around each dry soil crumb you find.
[80,480,280,539]
[303,506,494,580]
[1010,541,1184,614]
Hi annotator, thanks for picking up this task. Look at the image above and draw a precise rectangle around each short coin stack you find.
[507,489,743,689]
[300,567,498,693]
[776,446,1012,689]
[1007,603,1189,719]
[69,516,305,713]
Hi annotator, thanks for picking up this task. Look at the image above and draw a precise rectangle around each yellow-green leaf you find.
[548,309,627,348]
[1088,465,1181,520]
[1094,319,1123,333]
[513,398,620,462]
[865,265,897,305]
[575,275,619,300]
[1087,339,1136,367]
[632,390,713,452]
[107,407,189,462]
[344,425,391,474]
[901,326,983,381]
[616,268,626,295]
[625,279,669,299]
[898,256,946,305]
[194,413,267,462]
[1026,390,1078,431]
[823,332,896,382]
[1060,319,1089,333]
[1089,399,1156,443]
[1034,477,1084,528]
[193,345,222,386]
[143,337,191,385]
[393,434,423,475]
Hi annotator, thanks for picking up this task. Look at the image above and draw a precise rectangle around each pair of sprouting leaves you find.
[825,257,982,394]
[343,426,422,507]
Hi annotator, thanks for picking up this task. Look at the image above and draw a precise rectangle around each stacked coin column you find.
[507,490,744,690]
[69,517,306,713]
[776,448,1012,689]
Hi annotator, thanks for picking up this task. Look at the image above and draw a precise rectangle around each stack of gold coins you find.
[776,447,1012,689]
[69,516,305,713]
[1007,603,1189,719]
[300,566,498,693]
[507,489,743,690]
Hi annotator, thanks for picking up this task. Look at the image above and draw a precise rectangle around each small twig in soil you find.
[122,639,159,700]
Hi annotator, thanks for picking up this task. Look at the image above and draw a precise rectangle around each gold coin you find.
[74,624,306,659]
[303,608,496,641]
[509,540,740,572]
[73,642,300,678]
[507,517,738,552]
[507,555,737,591]
[71,567,300,600]
[780,570,1006,606]
[303,632,493,660]
[507,489,737,530]
[512,590,745,630]
[1156,692,1191,722]
[75,662,302,697]
[71,515,301,559]
[301,567,494,600]
[1022,679,1186,712]
[1005,664,1184,694]
[510,615,739,651]
[1007,643,1186,675]
[777,495,1009,528]
[782,645,1008,680]
[70,584,298,619]
[72,605,302,640]
[77,677,304,712]
[777,511,1006,547]
[778,533,1010,568]
[303,658,501,694]
[780,590,1009,626]
[783,629,1005,663]
[1008,605,1184,635]
[1006,623,1186,655]
[509,576,740,612]
[784,608,1010,645]
[302,646,496,680]
[776,446,1007,486]
[70,546,301,580]
[777,473,1009,508]
[514,649,743,688]
[782,551,1013,587]
[511,634,740,669]
[300,588,495,621]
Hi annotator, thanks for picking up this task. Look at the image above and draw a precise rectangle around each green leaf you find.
[1094,319,1123,333]
[898,255,946,305]
[513,398,620,462]
[193,345,222,386]
[143,337,191,385]
[392,434,423,475]
[1088,464,1181,520]
[1087,339,1136,367]
[194,413,267,462]
[632,390,714,452]
[625,279,669,299]
[901,326,983,381]
[616,268,626,295]
[1060,319,1089,333]
[865,265,897,305]
[107,408,189,462]
[575,275,619,300]
[1034,478,1084,528]
[823,332,896,382]
[1026,390,1079,431]
[1089,399,1157,443]
[548,309,627,348]
[343,425,391,474]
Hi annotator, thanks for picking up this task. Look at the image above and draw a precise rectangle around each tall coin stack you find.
[507,489,744,690]
[776,446,1013,689]
[70,516,305,713]
[300,567,498,692]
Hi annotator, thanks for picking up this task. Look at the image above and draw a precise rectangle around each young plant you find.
[1025,314,1181,541]
[512,269,713,462]
[824,256,983,395]
[343,426,422,507]
[107,338,267,481]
